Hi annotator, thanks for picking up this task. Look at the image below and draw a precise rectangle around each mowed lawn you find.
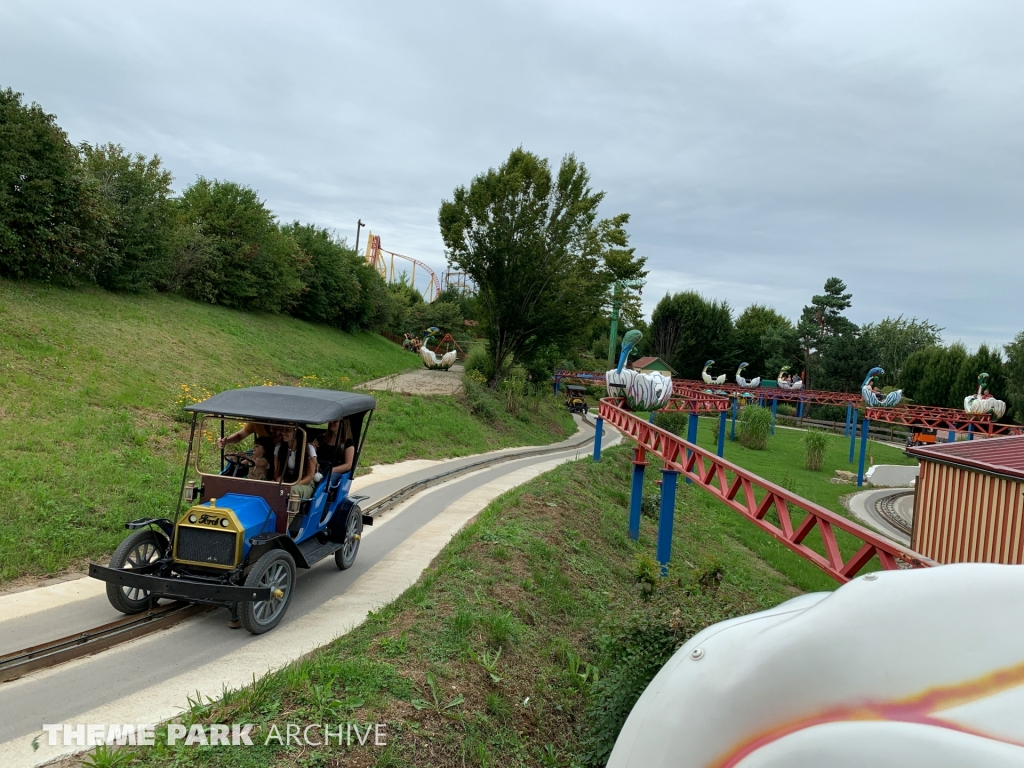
[0,281,574,583]
[659,414,917,593]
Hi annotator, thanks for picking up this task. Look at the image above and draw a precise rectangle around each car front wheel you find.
[241,550,295,634]
[106,529,167,615]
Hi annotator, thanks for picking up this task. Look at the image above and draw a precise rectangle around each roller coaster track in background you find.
[598,397,936,582]
[364,232,442,302]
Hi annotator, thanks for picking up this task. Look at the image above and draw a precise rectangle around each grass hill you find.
[0,280,574,584]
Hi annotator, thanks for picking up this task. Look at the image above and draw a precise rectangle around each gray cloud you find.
[2,0,1022,349]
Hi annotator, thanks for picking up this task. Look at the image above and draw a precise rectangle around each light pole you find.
[354,219,365,256]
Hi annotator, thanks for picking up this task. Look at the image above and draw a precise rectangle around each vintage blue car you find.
[89,386,376,634]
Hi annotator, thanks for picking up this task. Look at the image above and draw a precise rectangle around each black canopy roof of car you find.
[185,386,376,423]
[566,385,587,392]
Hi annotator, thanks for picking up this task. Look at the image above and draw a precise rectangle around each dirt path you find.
[359,364,465,396]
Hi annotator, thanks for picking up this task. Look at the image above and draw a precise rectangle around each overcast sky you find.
[3,1,1022,351]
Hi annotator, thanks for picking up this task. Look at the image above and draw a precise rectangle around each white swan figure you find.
[777,365,804,390]
[419,328,457,370]
[861,366,903,407]
[606,330,673,411]
[701,359,726,386]
[736,362,761,388]
[965,373,1006,419]
[607,564,1024,768]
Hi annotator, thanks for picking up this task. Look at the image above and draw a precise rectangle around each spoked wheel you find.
[106,529,167,614]
[241,550,295,634]
[335,506,363,570]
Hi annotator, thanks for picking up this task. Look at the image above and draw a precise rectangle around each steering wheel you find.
[225,453,257,468]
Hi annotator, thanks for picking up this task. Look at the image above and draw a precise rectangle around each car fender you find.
[245,532,309,569]
[125,517,174,542]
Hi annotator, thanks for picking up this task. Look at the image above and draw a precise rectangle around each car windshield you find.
[196,417,308,483]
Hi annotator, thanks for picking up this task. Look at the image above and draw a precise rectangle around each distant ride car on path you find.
[564,384,589,414]
[89,386,376,634]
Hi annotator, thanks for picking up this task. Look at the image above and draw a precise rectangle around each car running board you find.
[296,537,344,568]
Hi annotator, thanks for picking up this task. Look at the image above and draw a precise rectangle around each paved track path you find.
[0,417,618,767]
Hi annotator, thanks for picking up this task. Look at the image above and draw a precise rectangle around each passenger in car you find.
[275,426,318,498]
[315,419,356,480]
[247,442,270,481]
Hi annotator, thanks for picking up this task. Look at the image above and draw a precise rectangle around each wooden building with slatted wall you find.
[907,435,1024,564]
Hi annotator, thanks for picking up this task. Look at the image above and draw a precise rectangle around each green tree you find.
[733,304,798,379]
[282,223,387,331]
[0,87,105,284]
[1004,331,1024,422]
[174,178,305,312]
[797,277,859,389]
[902,343,968,408]
[815,332,879,392]
[648,291,734,379]
[953,344,1007,410]
[439,148,622,384]
[80,142,174,292]
[860,315,943,387]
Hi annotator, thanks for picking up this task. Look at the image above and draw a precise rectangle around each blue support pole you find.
[730,398,738,442]
[593,417,604,462]
[857,418,870,486]
[656,469,679,576]
[849,411,857,463]
[649,411,656,424]
[628,450,646,541]
[948,425,956,444]
[797,400,804,419]
[845,403,852,437]
[770,398,778,435]
[717,410,727,457]
[968,423,974,441]
[686,412,699,484]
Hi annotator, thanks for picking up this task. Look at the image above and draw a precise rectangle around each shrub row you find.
[1,87,398,331]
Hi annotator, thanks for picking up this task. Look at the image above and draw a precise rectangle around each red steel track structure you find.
[673,379,862,406]
[599,397,936,582]
[866,405,1024,437]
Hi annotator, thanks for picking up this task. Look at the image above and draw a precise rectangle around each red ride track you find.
[599,397,935,582]
[865,405,1024,437]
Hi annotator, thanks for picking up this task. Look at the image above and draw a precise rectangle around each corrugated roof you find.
[907,434,1024,481]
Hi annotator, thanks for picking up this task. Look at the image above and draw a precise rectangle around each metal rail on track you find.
[0,602,209,683]
[0,422,598,682]
[599,397,936,582]
[362,419,596,517]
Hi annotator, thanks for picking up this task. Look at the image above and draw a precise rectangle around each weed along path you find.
[0,416,619,768]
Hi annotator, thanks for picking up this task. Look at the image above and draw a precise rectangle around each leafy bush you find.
[738,405,772,450]
[580,594,731,767]
[809,404,847,423]
[500,367,528,418]
[776,403,796,417]
[0,88,106,285]
[650,411,688,437]
[464,343,495,384]
[462,376,498,419]
[803,427,829,471]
